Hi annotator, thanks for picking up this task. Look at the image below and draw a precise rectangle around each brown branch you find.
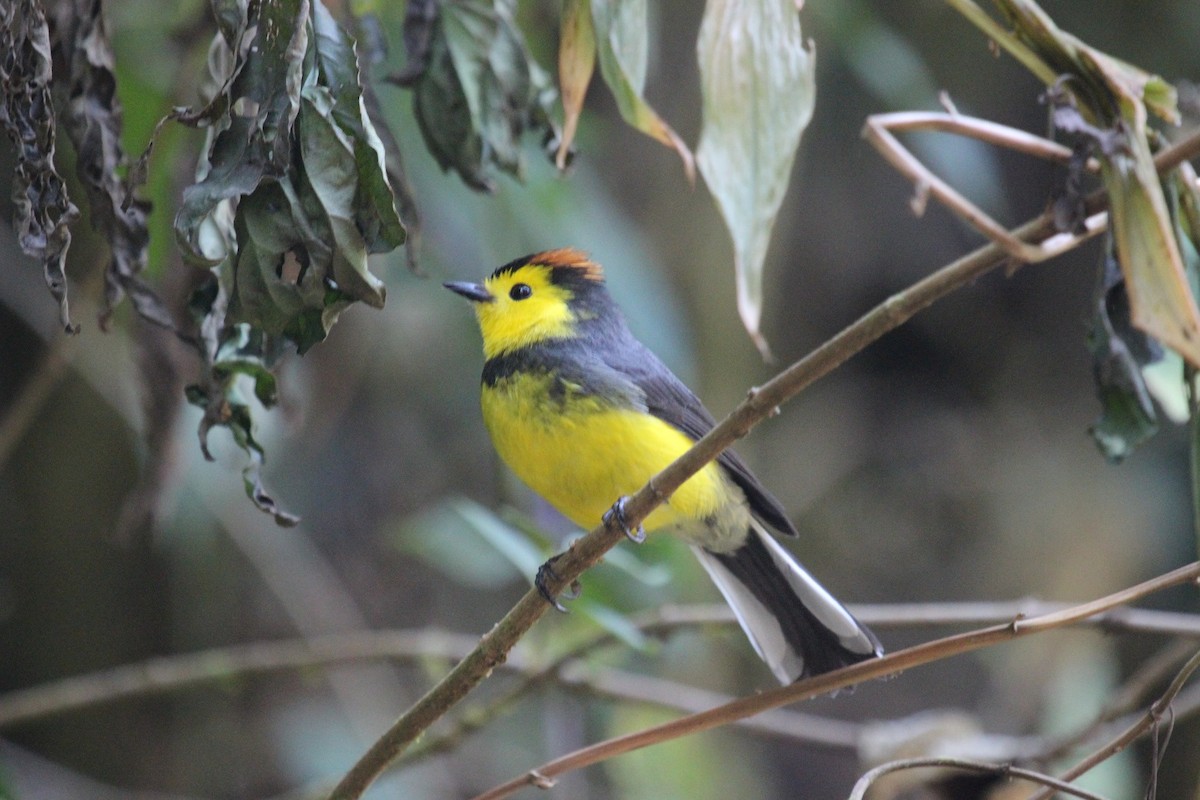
[469,563,1200,800]
[317,124,1200,800]
[1037,639,1200,762]
[849,756,1110,800]
[3,601,1196,732]
[0,630,483,730]
[1028,646,1200,800]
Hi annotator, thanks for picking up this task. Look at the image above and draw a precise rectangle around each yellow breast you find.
[480,371,733,533]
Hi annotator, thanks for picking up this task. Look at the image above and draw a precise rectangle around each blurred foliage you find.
[1,0,1200,799]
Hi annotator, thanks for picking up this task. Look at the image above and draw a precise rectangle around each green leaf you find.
[396,0,560,190]
[1087,248,1161,462]
[174,0,309,265]
[309,0,406,253]
[696,0,815,357]
[1095,112,1200,371]
[165,0,405,523]
[0,0,81,333]
[571,596,648,650]
[396,498,658,648]
[395,497,542,588]
[591,0,693,178]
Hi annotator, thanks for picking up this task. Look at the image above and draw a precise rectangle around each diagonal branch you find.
[1027,646,1200,800]
[326,126,1200,800]
[468,563,1200,800]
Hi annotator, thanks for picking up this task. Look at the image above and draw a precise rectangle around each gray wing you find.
[614,338,799,538]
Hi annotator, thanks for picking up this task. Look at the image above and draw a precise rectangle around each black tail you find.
[692,526,882,684]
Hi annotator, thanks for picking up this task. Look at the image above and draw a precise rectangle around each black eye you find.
[509,283,532,300]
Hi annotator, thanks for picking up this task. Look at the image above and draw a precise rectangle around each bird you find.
[444,248,882,684]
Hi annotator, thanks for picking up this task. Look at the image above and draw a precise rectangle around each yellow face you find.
[475,264,578,360]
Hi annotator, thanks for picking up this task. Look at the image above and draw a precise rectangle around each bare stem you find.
[1027,646,1200,800]
[469,563,1200,800]
[850,756,1110,800]
[323,126,1200,800]
[2,600,1196,732]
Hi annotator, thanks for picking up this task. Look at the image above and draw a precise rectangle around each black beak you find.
[443,281,494,303]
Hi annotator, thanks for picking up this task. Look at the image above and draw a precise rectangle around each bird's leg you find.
[603,496,646,544]
[535,553,582,613]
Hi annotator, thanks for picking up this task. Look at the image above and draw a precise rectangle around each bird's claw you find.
[603,496,645,544]
[535,553,581,613]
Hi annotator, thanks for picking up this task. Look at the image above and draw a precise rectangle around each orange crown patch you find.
[530,248,604,282]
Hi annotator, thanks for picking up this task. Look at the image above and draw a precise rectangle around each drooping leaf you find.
[392,0,560,191]
[1096,114,1200,371]
[696,0,815,357]
[173,0,310,265]
[995,0,1200,369]
[158,0,405,524]
[53,0,175,332]
[185,325,299,528]
[309,1,406,254]
[556,0,596,169]
[0,0,80,333]
[223,3,396,354]
[591,0,693,179]
[1087,247,1162,462]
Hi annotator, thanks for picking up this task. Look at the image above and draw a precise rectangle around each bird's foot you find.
[603,496,646,544]
[535,553,582,613]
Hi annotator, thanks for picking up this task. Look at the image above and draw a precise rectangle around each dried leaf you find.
[394,0,560,190]
[161,0,406,524]
[591,0,693,179]
[0,0,80,333]
[696,0,814,357]
[53,0,174,331]
[310,1,405,254]
[174,0,310,264]
[997,0,1200,367]
[556,0,595,169]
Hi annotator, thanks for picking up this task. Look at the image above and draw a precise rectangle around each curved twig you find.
[849,756,1109,800]
[862,111,1107,263]
[468,564,1200,800]
[1028,647,1200,800]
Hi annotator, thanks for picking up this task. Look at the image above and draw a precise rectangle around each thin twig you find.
[469,564,1200,800]
[863,111,1108,263]
[3,601,1196,731]
[325,126,1200,800]
[0,630,481,730]
[1027,647,1200,800]
[849,756,1110,800]
[1038,639,1200,762]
